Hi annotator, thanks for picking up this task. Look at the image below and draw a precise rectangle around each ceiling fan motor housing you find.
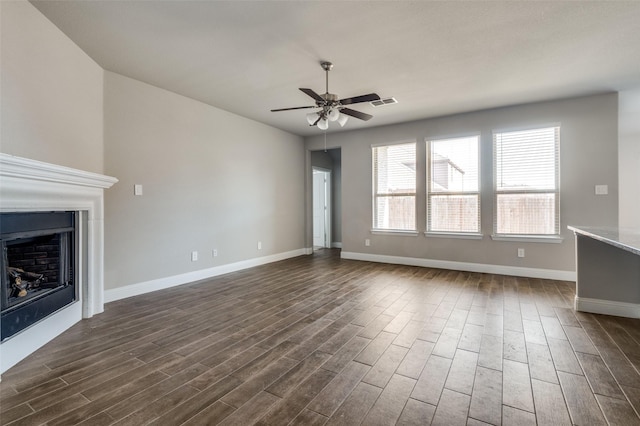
[321,93,338,103]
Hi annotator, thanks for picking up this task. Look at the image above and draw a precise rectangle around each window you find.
[493,126,560,236]
[427,136,480,233]
[372,142,416,231]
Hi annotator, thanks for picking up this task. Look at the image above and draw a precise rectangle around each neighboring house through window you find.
[372,142,416,231]
[427,135,480,233]
[493,126,560,237]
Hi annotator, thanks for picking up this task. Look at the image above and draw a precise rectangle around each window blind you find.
[427,136,480,233]
[372,142,416,231]
[494,126,560,236]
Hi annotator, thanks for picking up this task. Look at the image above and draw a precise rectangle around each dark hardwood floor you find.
[2,249,640,425]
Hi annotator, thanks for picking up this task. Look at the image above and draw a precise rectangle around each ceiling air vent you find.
[370,97,397,107]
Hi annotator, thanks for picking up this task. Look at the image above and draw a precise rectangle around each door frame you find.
[312,167,332,249]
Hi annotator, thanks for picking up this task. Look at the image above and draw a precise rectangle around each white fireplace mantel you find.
[0,153,117,374]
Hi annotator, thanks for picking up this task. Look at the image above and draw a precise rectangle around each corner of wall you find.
[618,88,640,228]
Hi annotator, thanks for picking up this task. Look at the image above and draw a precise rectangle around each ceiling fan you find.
[271,61,381,130]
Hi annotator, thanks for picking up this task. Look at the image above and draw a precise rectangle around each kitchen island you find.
[568,226,640,318]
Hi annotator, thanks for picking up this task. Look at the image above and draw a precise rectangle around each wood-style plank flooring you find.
[2,249,640,425]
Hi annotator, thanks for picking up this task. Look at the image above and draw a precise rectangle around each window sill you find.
[491,234,564,244]
[371,229,419,237]
[424,232,484,240]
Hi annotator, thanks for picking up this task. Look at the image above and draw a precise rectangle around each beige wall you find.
[103,72,305,290]
[306,93,619,273]
[3,0,627,286]
[2,1,306,295]
[0,1,104,173]
[619,88,640,228]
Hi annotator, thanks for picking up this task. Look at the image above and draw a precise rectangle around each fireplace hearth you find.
[1,212,76,341]
[0,153,117,373]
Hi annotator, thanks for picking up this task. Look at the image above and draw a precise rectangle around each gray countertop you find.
[568,226,640,256]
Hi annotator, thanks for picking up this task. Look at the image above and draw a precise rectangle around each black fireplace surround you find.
[1,212,76,341]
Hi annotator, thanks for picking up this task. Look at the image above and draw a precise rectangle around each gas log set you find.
[8,266,45,297]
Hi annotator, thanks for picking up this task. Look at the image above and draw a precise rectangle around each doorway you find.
[312,168,331,249]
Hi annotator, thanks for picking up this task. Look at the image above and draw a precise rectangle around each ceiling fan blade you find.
[340,108,373,121]
[271,105,317,112]
[299,88,324,102]
[339,93,381,106]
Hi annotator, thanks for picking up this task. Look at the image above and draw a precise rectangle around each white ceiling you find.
[31,1,640,137]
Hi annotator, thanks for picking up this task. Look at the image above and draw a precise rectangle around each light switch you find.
[134,184,143,196]
[595,185,608,195]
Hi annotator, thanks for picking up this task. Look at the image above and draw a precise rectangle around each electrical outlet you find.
[257,241,262,250]
[365,239,370,247]
[595,184,608,195]
[191,251,198,261]
[517,248,525,258]
[213,249,218,257]
[134,184,143,196]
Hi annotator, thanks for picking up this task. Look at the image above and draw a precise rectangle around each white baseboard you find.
[106,248,577,305]
[340,251,576,281]
[104,248,308,303]
[575,296,640,318]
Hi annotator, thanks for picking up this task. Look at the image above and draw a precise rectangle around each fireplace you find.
[0,153,117,373]
[1,212,77,341]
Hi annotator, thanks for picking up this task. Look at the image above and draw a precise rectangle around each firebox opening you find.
[1,212,77,342]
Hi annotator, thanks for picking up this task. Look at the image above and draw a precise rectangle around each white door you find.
[313,169,331,248]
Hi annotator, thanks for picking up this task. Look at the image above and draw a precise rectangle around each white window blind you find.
[494,126,560,236]
[372,142,416,231]
[427,136,480,233]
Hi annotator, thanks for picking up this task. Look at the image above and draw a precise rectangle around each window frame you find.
[492,125,562,241]
[371,140,418,233]
[425,134,482,237]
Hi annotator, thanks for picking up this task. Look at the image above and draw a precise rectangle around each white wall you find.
[618,88,640,228]
[103,72,305,291]
[306,93,618,276]
[0,0,104,173]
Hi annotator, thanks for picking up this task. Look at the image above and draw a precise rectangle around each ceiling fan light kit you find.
[317,118,329,130]
[306,112,318,125]
[271,61,381,130]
